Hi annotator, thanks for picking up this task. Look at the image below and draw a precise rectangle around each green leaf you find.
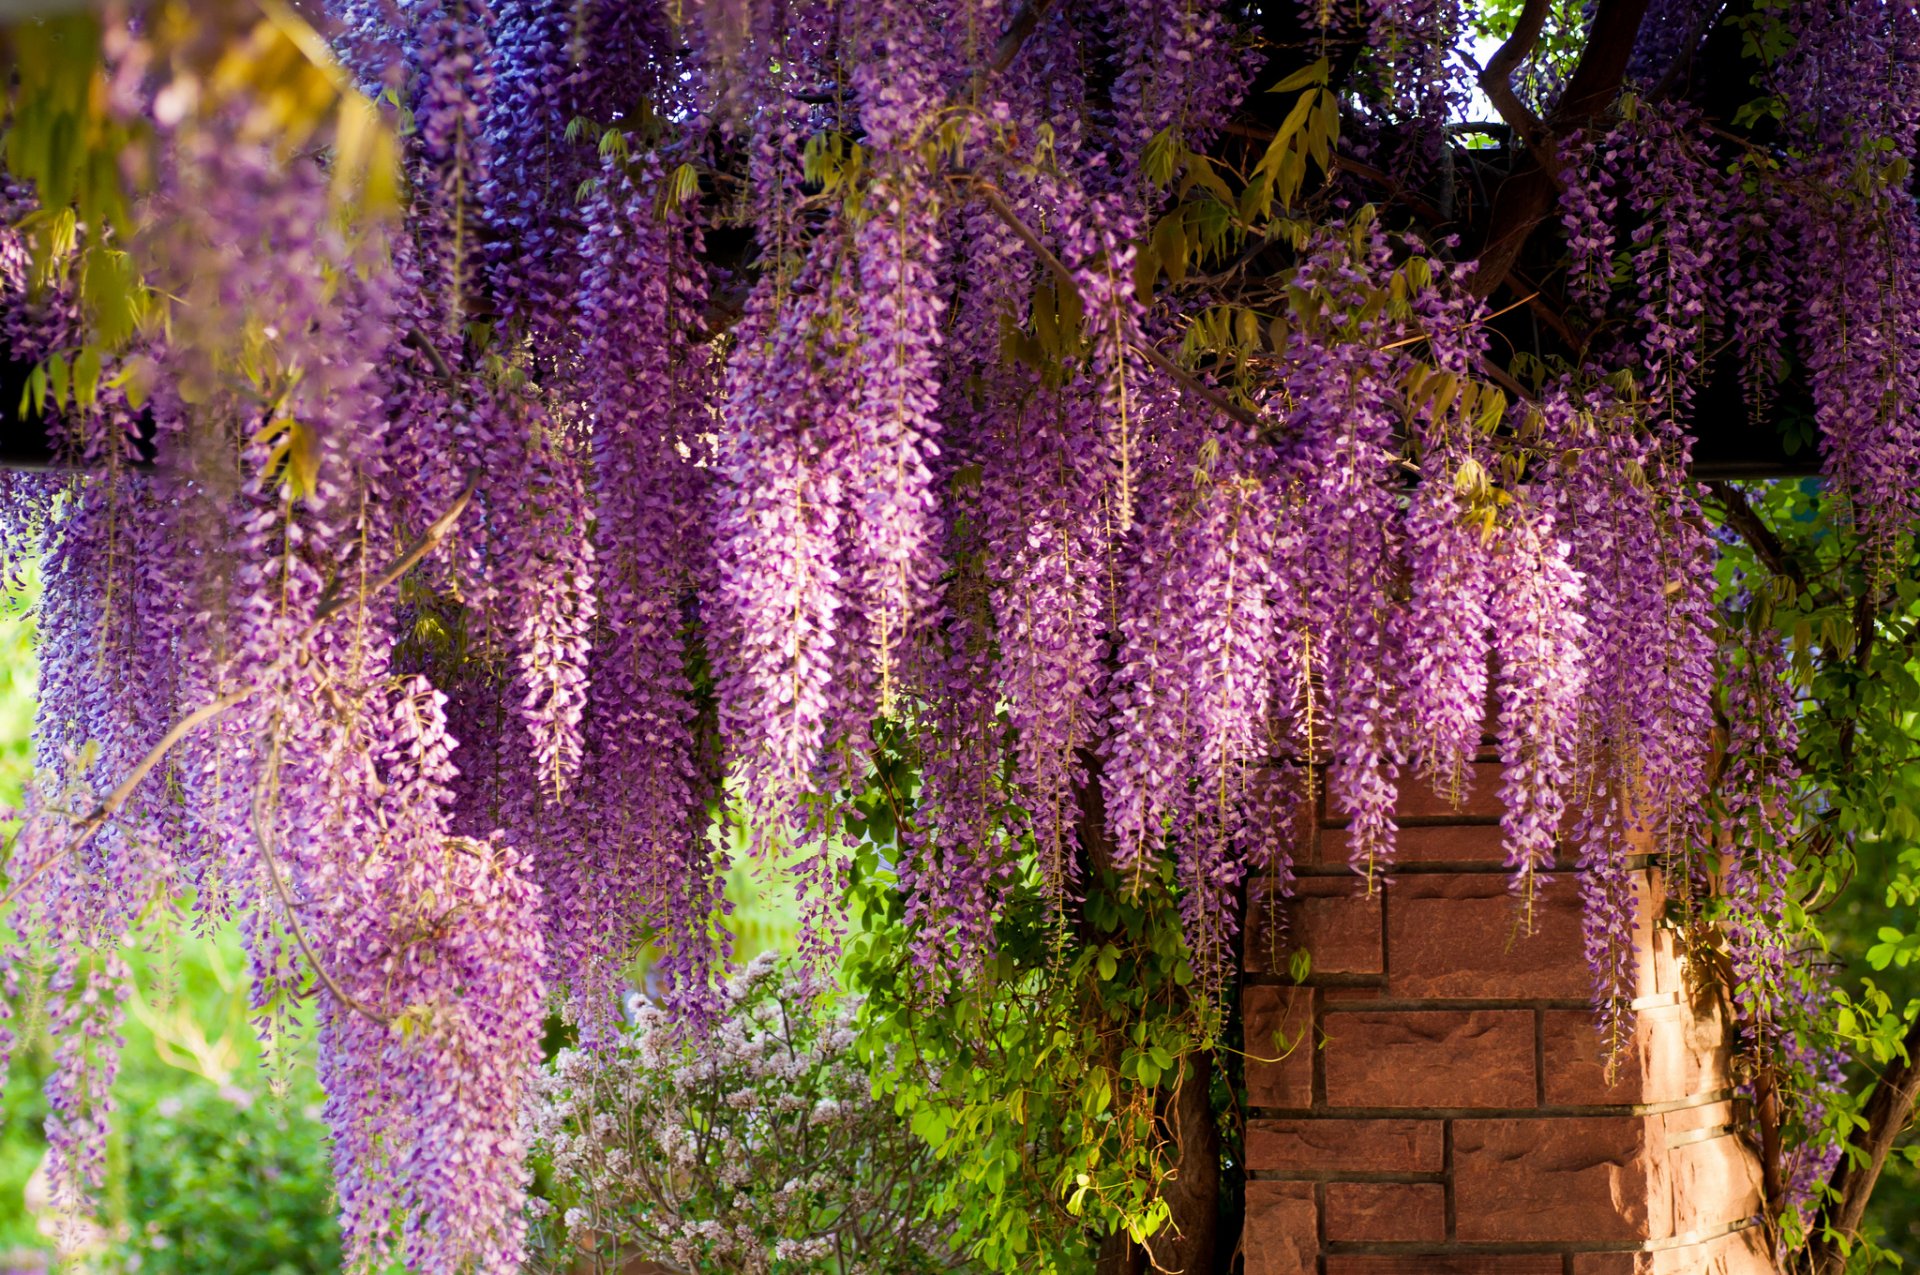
[1266,56,1331,94]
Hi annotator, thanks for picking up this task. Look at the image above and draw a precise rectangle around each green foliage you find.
[845,845,1231,1273]
[1709,478,1920,1265]
[110,1078,342,1275]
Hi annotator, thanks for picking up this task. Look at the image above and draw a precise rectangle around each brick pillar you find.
[1240,747,1776,1275]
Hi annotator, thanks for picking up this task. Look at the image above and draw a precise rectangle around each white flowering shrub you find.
[526,954,967,1275]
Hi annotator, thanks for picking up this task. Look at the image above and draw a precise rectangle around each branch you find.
[1704,479,1807,593]
[988,0,1058,73]
[1,473,480,911]
[1478,0,1556,170]
[1811,1014,1920,1275]
[1470,0,1653,299]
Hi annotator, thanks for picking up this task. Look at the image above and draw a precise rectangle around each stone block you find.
[1319,821,1511,867]
[1453,1116,1671,1243]
[1668,1133,1764,1236]
[1243,985,1314,1110]
[1322,1009,1535,1109]
[1387,874,1592,1000]
[1247,1118,1445,1174]
[1570,1229,1776,1274]
[1663,1099,1735,1138]
[1246,875,1384,976]
[1656,1227,1776,1273]
[1242,1181,1317,1275]
[1543,1004,1730,1108]
[1323,1181,1446,1242]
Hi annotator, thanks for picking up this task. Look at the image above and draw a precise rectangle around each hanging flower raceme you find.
[1716,628,1845,1214]
[1773,0,1920,565]
[1536,379,1716,1045]
[568,144,727,1026]
[1269,217,1407,884]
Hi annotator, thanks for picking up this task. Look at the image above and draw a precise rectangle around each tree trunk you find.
[1095,1233,1144,1275]
[1144,1048,1222,1275]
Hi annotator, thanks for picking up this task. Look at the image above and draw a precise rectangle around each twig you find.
[1477,354,1533,405]
[403,327,459,389]
[1,473,480,910]
[251,760,389,1027]
[314,474,476,624]
[0,690,255,909]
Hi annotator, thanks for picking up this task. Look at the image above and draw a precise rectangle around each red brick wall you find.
[1239,749,1776,1275]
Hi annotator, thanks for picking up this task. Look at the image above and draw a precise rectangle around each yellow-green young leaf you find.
[1153,214,1188,284]
[80,246,146,350]
[249,416,293,448]
[1475,387,1509,432]
[1233,305,1260,350]
[1267,313,1292,352]
[1142,126,1180,189]
[48,354,70,412]
[669,162,701,206]
[1266,55,1331,94]
[1132,243,1160,304]
[1184,157,1237,209]
[73,345,102,410]
[1288,947,1311,983]
[1307,90,1338,171]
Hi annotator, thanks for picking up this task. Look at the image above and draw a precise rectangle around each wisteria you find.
[0,0,1915,1265]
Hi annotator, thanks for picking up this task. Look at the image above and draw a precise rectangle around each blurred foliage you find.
[110,1076,340,1275]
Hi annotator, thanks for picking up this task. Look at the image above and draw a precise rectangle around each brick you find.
[1244,985,1314,1109]
[1320,821,1511,867]
[1570,1258,1645,1275]
[1247,1118,1445,1174]
[1243,1181,1317,1275]
[1326,1260,1562,1275]
[1453,1116,1671,1243]
[1387,873,1592,999]
[1543,1005,1730,1108]
[1324,1182,1445,1242]
[1245,875,1384,977]
[1668,1133,1763,1236]
[1323,1009,1535,1109]
[1393,759,1507,818]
